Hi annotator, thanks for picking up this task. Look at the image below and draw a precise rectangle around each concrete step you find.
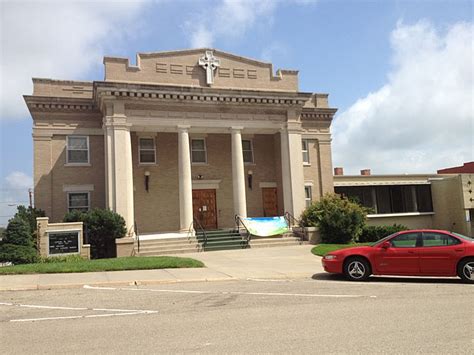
[203,244,248,252]
[139,247,202,256]
[138,238,198,246]
[139,243,201,252]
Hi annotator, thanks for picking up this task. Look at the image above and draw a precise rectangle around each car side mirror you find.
[381,241,391,249]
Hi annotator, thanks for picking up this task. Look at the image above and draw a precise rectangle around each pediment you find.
[104,48,298,92]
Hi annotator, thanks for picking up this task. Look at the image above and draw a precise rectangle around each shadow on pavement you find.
[311,273,468,285]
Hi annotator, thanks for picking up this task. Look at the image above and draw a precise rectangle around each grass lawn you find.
[311,243,372,257]
[0,256,205,275]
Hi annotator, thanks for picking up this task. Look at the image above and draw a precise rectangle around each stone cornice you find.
[301,108,337,121]
[93,81,312,108]
[24,95,98,113]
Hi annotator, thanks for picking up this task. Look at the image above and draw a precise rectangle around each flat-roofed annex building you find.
[25,49,337,236]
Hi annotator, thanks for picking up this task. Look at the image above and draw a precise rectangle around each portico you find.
[26,48,337,238]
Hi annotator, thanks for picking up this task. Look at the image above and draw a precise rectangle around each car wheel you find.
[457,258,474,284]
[343,257,371,281]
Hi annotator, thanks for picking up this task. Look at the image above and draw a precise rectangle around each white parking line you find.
[0,302,158,323]
[84,285,377,298]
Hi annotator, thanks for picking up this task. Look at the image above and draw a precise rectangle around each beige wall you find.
[367,214,434,229]
[131,133,283,233]
[131,132,180,233]
[35,128,332,232]
[303,139,334,203]
[431,176,472,235]
[104,49,298,92]
[34,134,105,222]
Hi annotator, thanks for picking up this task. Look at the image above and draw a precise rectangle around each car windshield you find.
[370,233,399,247]
[452,232,474,242]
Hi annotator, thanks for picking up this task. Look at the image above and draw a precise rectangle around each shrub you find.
[0,243,39,264]
[2,217,33,246]
[300,193,367,244]
[63,209,126,259]
[358,224,409,243]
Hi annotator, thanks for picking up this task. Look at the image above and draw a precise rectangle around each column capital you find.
[230,126,244,133]
[177,125,191,132]
[103,114,131,130]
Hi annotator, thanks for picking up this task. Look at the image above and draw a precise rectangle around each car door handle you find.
[455,249,464,252]
[407,250,416,254]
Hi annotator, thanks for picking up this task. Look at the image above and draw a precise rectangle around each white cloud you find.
[332,20,474,174]
[0,171,33,226]
[185,0,315,48]
[5,171,33,189]
[0,0,150,120]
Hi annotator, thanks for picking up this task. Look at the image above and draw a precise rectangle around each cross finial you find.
[198,50,220,86]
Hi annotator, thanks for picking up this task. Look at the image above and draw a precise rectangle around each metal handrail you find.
[284,211,301,227]
[234,215,252,244]
[284,212,305,243]
[193,218,207,247]
[134,221,140,254]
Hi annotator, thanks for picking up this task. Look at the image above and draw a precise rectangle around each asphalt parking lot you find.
[1,276,472,354]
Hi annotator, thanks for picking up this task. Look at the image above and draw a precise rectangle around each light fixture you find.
[197,174,203,180]
[144,171,150,192]
[247,170,253,190]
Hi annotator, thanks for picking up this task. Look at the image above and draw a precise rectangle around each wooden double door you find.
[192,189,218,230]
[262,187,278,217]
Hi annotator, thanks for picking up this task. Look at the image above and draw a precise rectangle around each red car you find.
[322,229,474,283]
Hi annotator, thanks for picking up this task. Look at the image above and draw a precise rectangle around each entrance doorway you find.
[262,187,278,217]
[192,189,218,230]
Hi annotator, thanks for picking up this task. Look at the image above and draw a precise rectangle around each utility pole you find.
[28,188,33,208]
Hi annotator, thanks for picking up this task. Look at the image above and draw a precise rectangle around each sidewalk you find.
[0,245,322,291]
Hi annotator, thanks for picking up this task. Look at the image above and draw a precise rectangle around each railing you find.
[234,215,251,245]
[284,212,305,243]
[134,221,140,254]
[193,218,207,247]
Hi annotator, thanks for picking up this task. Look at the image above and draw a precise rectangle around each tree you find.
[2,217,33,246]
[0,217,38,264]
[14,205,45,235]
[300,193,367,244]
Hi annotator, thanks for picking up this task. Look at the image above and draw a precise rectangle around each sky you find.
[0,0,473,226]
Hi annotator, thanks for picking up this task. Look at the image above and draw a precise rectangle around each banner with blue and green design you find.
[240,217,289,237]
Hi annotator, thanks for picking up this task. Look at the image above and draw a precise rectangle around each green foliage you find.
[0,243,39,264]
[358,224,408,243]
[3,217,33,246]
[300,193,367,244]
[14,205,45,235]
[0,256,204,275]
[63,209,126,259]
[311,243,372,257]
[39,254,84,263]
[0,227,5,240]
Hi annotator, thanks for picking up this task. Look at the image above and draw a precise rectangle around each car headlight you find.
[324,255,337,260]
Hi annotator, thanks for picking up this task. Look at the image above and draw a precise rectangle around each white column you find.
[280,129,293,215]
[287,128,305,218]
[103,102,135,236]
[178,126,194,232]
[280,126,305,218]
[231,127,247,217]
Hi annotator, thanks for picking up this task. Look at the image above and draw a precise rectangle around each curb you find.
[0,276,238,292]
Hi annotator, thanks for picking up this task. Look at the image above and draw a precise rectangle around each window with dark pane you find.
[67,136,89,163]
[68,192,89,212]
[139,138,156,164]
[416,185,433,212]
[304,185,312,207]
[191,138,207,163]
[302,139,310,164]
[242,139,254,163]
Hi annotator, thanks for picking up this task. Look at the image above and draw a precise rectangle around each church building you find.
[25,49,337,238]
